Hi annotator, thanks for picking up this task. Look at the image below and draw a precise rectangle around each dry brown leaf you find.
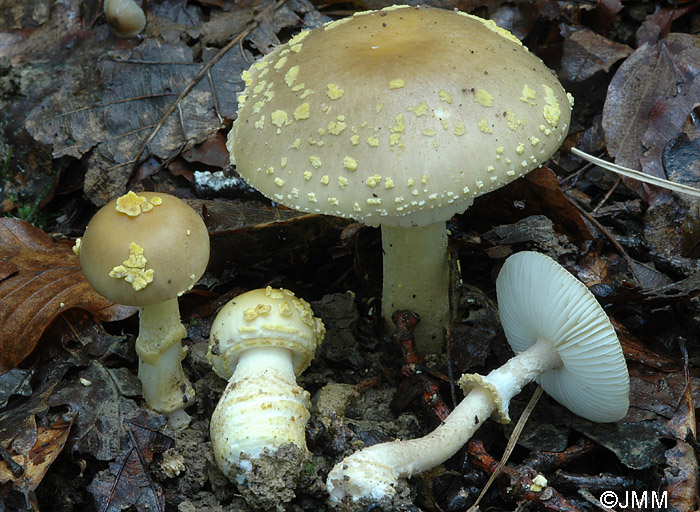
[561,28,632,82]
[0,416,74,497]
[636,3,699,47]
[87,414,173,512]
[602,33,700,201]
[0,218,134,372]
[601,33,700,255]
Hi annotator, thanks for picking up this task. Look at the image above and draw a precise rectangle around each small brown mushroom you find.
[78,191,209,424]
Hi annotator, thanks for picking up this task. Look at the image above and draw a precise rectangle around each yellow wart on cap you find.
[388,78,405,90]
[293,103,310,120]
[343,156,358,171]
[285,66,300,87]
[475,90,494,107]
[478,119,493,134]
[462,14,523,46]
[366,175,382,188]
[271,110,289,128]
[542,85,561,127]
[309,155,322,168]
[109,242,154,291]
[520,84,536,104]
[438,90,453,104]
[408,101,429,117]
[115,191,162,217]
[327,84,345,99]
[274,56,288,70]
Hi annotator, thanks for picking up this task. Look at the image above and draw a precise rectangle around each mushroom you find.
[326,251,629,503]
[207,287,325,505]
[79,191,209,422]
[104,0,146,37]
[227,5,573,353]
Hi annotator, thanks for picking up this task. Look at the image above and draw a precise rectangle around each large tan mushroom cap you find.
[79,192,210,307]
[229,5,572,227]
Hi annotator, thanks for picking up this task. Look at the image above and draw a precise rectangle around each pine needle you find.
[570,147,700,199]
[467,386,544,512]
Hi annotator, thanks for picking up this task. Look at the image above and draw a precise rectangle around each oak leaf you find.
[0,218,134,372]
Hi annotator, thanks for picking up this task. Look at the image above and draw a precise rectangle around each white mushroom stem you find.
[326,337,562,502]
[135,298,195,416]
[210,346,311,482]
[381,223,450,354]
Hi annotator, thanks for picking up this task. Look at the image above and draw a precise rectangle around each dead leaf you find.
[181,132,230,168]
[602,33,700,202]
[24,0,319,206]
[462,166,594,248]
[0,364,70,470]
[0,0,52,32]
[662,107,700,196]
[48,362,143,461]
[561,28,632,82]
[0,218,134,372]
[636,3,699,47]
[0,368,33,408]
[662,345,698,512]
[87,414,173,512]
[0,416,74,499]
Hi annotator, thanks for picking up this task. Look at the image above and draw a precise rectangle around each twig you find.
[592,176,621,214]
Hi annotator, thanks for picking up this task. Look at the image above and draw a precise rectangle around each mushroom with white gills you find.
[228,5,573,354]
[78,191,210,426]
[207,287,325,507]
[326,251,629,503]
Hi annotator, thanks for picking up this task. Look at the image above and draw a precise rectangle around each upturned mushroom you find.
[326,251,629,503]
[78,191,209,423]
[228,5,573,353]
[207,287,325,506]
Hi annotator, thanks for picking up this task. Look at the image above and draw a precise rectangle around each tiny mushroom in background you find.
[104,0,146,37]
[228,5,573,353]
[207,287,325,507]
[78,191,209,425]
[326,251,629,503]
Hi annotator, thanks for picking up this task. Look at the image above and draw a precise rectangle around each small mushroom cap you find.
[207,287,325,379]
[496,251,629,422]
[104,0,146,37]
[229,5,571,227]
[79,192,210,307]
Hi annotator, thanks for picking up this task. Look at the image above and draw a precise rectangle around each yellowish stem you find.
[381,223,450,354]
[135,298,195,414]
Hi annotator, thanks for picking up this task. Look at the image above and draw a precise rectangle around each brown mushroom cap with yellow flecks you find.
[79,191,210,307]
[228,5,572,228]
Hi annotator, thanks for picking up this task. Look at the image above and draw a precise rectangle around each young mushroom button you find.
[207,287,325,508]
[228,5,573,353]
[104,0,146,37]
[326,251,629,504]
[78,191,210,424]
